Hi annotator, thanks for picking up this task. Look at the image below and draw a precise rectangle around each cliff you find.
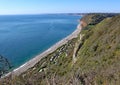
[0,14,120,85]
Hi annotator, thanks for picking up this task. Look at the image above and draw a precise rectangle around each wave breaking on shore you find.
[2,23,82,78]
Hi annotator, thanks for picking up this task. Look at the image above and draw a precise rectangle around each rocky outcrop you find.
[73,34,83,64]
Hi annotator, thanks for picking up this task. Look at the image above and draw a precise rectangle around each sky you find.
[0,0,119,15]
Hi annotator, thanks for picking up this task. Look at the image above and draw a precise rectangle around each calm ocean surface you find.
[0,14,81,68]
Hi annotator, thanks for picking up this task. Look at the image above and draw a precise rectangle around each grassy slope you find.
[0,14,120,85]
[74,15,120,85]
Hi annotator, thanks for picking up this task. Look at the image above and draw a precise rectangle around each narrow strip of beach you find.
[3,23,82,78]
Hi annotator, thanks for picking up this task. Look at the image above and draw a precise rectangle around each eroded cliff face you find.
[80,13,117,27]
[73,14,120,85]
[1,14,120,85]
[80,20,87,28]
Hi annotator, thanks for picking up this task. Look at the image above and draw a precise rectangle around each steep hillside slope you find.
[81,13,117,26]
[0,14,120,85]
[74,15,120,85]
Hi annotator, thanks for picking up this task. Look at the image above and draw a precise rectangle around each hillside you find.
[0,14,120,85]
[81,13,117,25]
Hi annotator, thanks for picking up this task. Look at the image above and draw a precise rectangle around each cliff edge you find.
[1,14,120,85]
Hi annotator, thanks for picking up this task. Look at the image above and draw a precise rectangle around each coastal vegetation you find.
[0,55,12,77]
[0,13,120,85]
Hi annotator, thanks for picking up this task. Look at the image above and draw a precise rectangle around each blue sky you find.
[0,0,119,15]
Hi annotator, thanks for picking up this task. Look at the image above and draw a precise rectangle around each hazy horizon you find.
[0,0,119,15]
[0,12,119,16]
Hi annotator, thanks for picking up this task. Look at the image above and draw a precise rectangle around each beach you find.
[3,23,82,77]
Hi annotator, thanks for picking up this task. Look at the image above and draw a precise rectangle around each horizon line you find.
[0,12,119,16]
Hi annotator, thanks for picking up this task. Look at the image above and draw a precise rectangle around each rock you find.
[39,69,43,72]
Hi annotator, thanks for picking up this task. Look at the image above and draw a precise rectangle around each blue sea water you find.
[0,14,81,68]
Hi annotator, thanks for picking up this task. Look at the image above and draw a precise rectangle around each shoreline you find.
[2,23,82,78]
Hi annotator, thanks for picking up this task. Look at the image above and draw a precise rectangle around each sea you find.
[0,14,81,69]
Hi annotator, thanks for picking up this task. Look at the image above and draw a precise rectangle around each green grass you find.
[1,14,120,85]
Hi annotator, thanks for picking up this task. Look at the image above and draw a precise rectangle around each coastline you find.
[3,23,82,77]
